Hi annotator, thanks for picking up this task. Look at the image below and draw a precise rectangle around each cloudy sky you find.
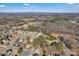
[0,3,79,13]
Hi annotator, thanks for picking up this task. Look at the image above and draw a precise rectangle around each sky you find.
[0,3,79,13]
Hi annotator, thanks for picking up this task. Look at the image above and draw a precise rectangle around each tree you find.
[76,47,79,56]
[18,47,23,55]
[50,41,64,55]
[32,35,47,54]
[33,53,39,56]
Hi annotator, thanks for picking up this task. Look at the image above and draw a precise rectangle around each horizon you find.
[0,3,79,13]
